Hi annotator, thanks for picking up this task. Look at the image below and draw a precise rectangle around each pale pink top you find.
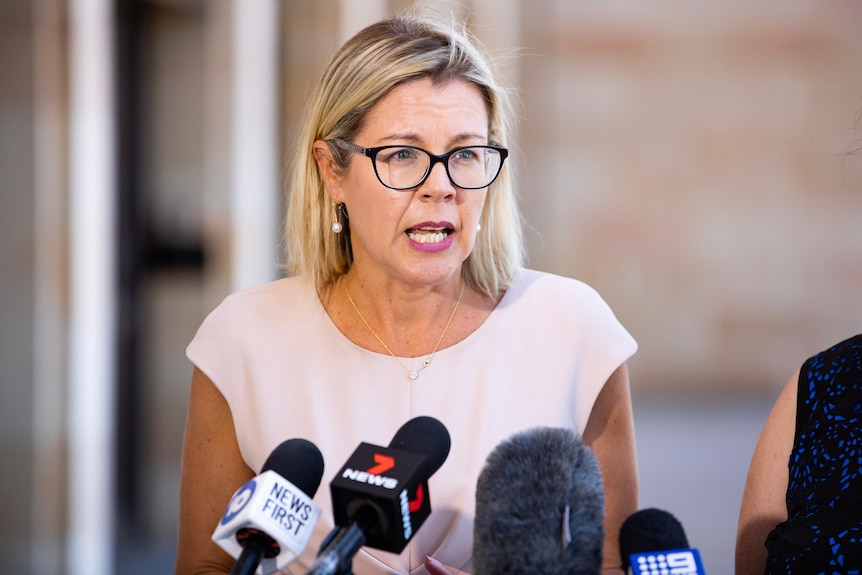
[186,267,637,574]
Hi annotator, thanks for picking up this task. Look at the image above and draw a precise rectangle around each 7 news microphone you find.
[306,416,452,575]
[472,427,606,575]
[212,438,325,575]
[619,508,706,575]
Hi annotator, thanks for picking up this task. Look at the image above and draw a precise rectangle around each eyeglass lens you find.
[374,146,502,189]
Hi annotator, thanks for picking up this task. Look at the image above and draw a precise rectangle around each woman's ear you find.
[313,140,344,203]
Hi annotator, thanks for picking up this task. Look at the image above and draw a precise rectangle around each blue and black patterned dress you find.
[764,333,862,574]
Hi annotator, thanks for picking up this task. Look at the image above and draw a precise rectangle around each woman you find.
[176,14,638,575]
[736,334,862,574]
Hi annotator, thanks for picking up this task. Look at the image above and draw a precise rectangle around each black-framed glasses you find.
[331,139,508,191]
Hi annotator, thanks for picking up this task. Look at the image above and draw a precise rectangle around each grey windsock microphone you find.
[473,426,605,575]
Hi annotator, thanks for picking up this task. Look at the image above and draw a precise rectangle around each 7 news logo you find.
[341,453,399,488]
[341,450,426,512]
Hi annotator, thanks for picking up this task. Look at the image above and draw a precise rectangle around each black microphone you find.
[472,426,605,575]
[306,416,451,575]
[212,438,325,575]
[619,508,706,575]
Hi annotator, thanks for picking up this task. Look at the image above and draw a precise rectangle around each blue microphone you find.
[620,508,706,575]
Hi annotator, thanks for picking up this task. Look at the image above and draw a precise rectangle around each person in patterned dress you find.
[736,334,862,574]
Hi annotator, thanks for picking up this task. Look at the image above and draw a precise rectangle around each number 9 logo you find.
[667,551,696,574]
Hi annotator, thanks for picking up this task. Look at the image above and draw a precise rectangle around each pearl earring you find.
[476,223,482,231]
[331,203,343,234]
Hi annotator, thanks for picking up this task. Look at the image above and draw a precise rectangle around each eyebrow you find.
[377,132,488,147]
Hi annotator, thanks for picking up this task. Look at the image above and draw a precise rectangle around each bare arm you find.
[735,371,797,575]
[175,367,256,575]
[582,363,639,575]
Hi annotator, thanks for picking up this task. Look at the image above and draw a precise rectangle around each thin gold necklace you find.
[344,280,465,381]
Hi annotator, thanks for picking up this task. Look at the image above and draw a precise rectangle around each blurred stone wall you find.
[512,4,862,394]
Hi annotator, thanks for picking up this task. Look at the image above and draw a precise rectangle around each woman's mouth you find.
[406,226,453,244]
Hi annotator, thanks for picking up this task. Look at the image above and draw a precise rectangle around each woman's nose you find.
[419,161,456,199]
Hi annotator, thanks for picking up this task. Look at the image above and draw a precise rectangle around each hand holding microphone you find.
[307,416,451,575]
[212,438,325,575]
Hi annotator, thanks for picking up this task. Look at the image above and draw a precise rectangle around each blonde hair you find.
[284,14,524,298]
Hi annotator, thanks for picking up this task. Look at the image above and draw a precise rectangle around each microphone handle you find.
[306,523,365,575]
[229,536,268,575]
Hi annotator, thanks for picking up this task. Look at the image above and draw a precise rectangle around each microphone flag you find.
[329,442,431,553]
[307,416,451,575]
[628,548,705,575]
[213,470,321,574]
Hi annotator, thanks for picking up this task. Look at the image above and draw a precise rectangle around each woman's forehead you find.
[358,78,490,144]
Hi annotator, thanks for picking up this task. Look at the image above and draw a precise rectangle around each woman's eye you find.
[386,148,419,162]
[454,149,479,162]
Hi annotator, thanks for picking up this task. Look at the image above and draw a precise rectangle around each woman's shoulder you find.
[804,333,862,372]
[508,268,608,309]
[188,276,322,363]
[217,275,312,313]
[818,333,862,356]
[798,333,862,404]
[511,267,595,291]
[502,268,633,342]
[198,276,317,336]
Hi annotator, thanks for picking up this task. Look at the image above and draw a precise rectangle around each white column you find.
[33,0,70,573]
[230,0,280,290]
[67,1,117,574]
